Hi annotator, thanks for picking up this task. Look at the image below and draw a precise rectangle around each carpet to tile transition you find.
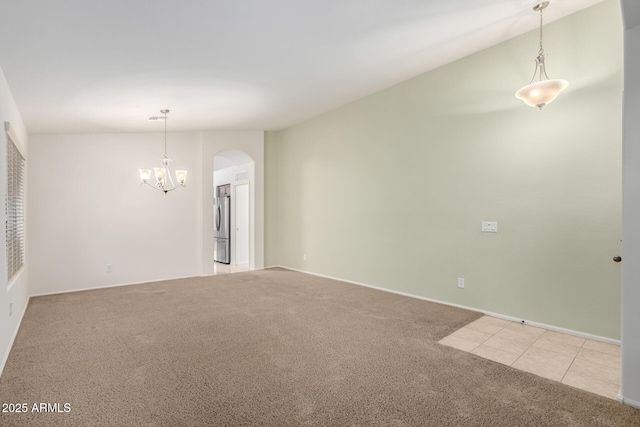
[0,268,638,426]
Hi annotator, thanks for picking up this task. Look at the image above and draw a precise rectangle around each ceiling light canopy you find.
[515,1,568,109]
[139,109,187,194]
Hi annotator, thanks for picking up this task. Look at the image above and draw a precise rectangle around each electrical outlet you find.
[481,221,498,233]
[458,278,465,289]
[106,264,113,273]
[303,254,307,261]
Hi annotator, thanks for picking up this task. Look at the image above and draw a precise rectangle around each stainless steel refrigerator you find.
[213,196,231,264]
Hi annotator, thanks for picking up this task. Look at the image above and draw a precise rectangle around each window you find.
[6,124,25,281]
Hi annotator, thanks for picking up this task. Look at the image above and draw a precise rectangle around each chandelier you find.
[515,1,568,109]
[138,109,187,194]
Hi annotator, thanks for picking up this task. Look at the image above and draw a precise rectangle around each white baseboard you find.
[271,266,620,346]
[18,269,266,374]
[27,265,621,344]
[32,267,268,298]
[200,266,262,278]
[0,295,30,377]
[478,310,620,345]
[618,394,640,409]
[30,274,202,298]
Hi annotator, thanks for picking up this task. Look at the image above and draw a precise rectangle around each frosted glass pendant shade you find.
[139,169,151,182]
[515,79,568,110]
[154,167,166,182]
[175,170,187,185]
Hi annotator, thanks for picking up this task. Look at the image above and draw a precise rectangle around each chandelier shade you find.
[139,109,187,194]
[139,169,152,181]
[515,74,569,109]
[515,2,568,109]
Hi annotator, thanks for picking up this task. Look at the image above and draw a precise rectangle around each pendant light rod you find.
[161,109,169,158]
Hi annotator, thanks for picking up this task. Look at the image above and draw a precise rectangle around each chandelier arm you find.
[142,180,175,192]
[164,165,177,190]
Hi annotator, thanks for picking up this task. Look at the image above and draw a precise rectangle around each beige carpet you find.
[0,268,638,426]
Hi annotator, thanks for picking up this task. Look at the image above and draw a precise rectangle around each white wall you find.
[14,130,265,383]
[621,0,640,409]
[0,65,29,374]
[28,130,264,294]
[201,132,264,274]
[28,132,203,295]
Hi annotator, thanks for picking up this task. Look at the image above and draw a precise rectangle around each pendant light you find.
[515,1,568,109]
[139,109,187,194]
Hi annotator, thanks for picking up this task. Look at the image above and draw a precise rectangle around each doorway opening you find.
[213,150,255,270]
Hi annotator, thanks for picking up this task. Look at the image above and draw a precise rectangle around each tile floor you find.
[212,262,250,275]
[439,315,620,400]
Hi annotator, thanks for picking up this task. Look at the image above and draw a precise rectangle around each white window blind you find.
[6,123,25,281]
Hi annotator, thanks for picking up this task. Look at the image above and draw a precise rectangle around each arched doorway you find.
[213,150,255,272]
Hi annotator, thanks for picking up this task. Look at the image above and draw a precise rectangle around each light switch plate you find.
[482,221,498,233]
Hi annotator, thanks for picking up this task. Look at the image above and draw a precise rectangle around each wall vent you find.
[235,170,248,182]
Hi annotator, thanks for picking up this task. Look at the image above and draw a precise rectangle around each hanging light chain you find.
[163,109,169,158]
[538,5,545,55]
[533,2,550,56]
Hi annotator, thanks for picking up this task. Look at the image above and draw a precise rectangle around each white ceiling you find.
[0,0,603,135]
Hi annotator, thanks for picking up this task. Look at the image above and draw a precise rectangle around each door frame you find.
[232,179,250,266]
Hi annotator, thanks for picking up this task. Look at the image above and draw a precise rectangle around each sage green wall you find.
[265,1,623,339]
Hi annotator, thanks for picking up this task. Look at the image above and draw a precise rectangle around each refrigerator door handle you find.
[216,205,221,231]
